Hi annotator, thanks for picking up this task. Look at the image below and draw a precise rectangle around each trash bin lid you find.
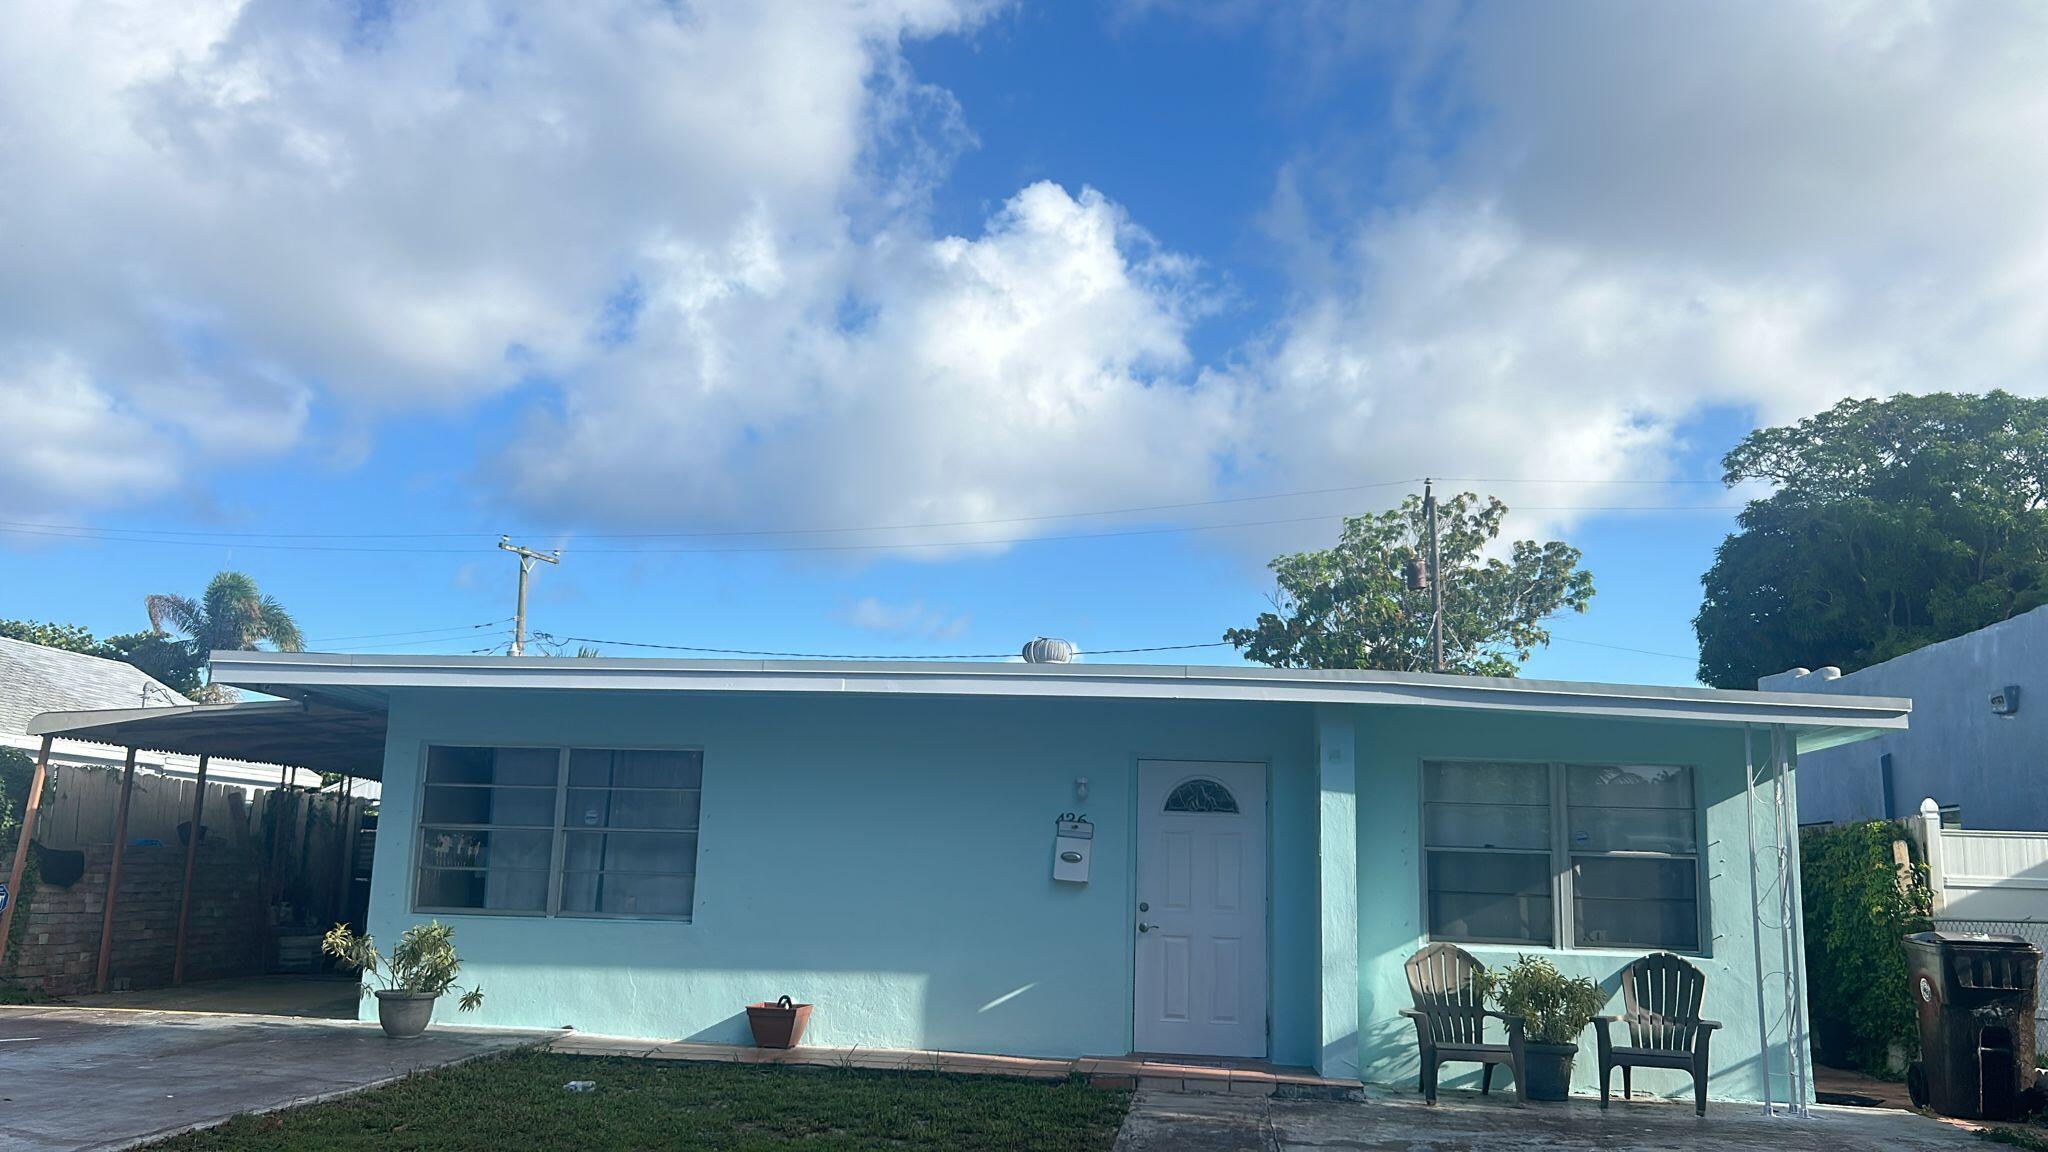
[1907,930,2035,946]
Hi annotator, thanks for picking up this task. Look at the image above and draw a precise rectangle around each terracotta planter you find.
[747,996,812,1048]
[375,989,438,1039]
[1521,1042,1578,1100]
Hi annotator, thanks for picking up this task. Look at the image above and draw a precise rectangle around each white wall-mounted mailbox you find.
[1053,816,1093,883]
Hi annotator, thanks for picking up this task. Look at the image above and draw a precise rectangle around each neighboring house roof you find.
[203,650,1911,753]
[0,634,187,735]
[0,635,322,790]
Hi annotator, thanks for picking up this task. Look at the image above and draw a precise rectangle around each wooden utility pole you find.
[1424,479,1444,673]
[0,736,53,973]
[498,536,561,655]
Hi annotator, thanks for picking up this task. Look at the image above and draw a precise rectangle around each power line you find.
[323,630,516,654]
[304,619,511,644]
[1549,636,1697,661]
[525,631,1234,661]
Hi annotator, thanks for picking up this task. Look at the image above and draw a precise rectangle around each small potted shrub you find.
[1479,955,1606,1100]
[323,920,485,1039]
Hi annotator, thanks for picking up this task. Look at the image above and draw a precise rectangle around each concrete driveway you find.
[1114,1087,1990,1151]
[0,1005,549,1151]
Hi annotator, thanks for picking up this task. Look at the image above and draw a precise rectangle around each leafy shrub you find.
[323,920,485,1010]
[1478,954,1607,1045]
[0,747,33,840]
[1801,820,1930,1072]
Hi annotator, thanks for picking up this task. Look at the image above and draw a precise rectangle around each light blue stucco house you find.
[186,651,1907,1102]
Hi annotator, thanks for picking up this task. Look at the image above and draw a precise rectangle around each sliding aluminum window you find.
[1422,759,1702,953]
[414,745,703,921]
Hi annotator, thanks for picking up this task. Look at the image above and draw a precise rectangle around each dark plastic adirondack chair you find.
[1400,943,1527,1105]
[1594,951,1722,1115]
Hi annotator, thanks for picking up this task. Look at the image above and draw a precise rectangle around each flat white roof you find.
[209,651,1908,750]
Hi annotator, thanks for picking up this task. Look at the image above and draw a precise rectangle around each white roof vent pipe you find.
[1022,637,1077,664]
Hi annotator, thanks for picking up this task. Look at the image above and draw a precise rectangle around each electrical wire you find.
[303,619,511,644]
[524,631,1233,661]
[323,630,516,654]
[1548,636,1697,661]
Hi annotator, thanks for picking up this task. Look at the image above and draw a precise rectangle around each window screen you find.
[1423,760,1554,945]
[1422,759,1704,952]
[415,745,703,920]
[1567,764,1699,950]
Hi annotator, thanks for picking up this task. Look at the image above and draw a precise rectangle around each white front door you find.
[1133,759,1268,1058]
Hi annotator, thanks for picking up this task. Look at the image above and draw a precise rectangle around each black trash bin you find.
[1904,931,2041,1119]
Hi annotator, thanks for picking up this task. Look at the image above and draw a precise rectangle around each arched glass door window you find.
[1163,777,1239,814]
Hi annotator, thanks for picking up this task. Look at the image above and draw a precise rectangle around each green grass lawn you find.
[144,1050,1132,1151]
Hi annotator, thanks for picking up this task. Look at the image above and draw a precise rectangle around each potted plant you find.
[1478,955,1606,1100]
[746,995,813,1048]
[323,920,485,1039]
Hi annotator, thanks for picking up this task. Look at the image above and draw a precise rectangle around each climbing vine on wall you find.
[1801,820,1931,1073]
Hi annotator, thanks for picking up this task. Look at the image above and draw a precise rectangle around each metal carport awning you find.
[4,698,388,996]
[24,699,388,780]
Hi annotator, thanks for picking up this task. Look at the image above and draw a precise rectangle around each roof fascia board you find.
[25,700,308,738]
[211,652,1909,732]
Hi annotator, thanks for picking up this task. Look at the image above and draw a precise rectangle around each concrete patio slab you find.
[0,1005,551,1151]
[57,974,362,1020]
[1112,1087,1987,1151]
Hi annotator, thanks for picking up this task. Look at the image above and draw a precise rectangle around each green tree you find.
[100,630,206,695]
[1226,491,1595,675]
[146,571,305,700]
[1695,391,2048,689]
[0,619,204,695]
[0,619,99,653]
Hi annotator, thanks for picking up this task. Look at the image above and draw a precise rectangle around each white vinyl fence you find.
[1915,798,2048,1053]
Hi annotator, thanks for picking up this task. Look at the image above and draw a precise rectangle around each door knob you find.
[1138,922,1155,933]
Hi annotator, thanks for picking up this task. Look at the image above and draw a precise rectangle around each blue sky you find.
[5,2,2044,685]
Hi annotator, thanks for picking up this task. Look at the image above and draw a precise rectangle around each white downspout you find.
[1744,725,1777,1114]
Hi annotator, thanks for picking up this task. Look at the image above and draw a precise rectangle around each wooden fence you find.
[31,761,369,937]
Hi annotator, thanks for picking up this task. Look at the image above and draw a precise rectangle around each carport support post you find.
[172,754,209,985]
[0,736,54,973]
[1314,704,1361,1080]
[331,775,353,923]
[95,746,139,994]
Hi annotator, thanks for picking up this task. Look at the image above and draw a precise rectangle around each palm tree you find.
[146,571,305,701]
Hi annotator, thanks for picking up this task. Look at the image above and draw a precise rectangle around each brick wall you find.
[5,841,266,996]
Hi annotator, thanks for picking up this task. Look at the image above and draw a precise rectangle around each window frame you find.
[411,741,705,923]
[1418,756,1708,956]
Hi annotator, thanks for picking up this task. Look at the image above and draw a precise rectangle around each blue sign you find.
[0,881,8,914]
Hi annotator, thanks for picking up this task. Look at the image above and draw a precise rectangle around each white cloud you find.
[1236,1,2048,530]
[0,0,994,517]
[0,353,178,515]
[504,181,1235,539]
[10,0,2048,554]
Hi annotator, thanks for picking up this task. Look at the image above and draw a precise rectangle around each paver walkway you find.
[0,1005,548,1151]
[1112,1086,1987,1151]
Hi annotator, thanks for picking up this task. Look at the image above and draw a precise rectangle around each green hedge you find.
[1800,820,1931,1073]
[0,746,33,840]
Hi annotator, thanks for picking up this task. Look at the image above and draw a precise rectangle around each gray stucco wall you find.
[1764,605,2048,830]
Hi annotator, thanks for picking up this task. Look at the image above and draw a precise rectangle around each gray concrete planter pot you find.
[1521,1042,1579,1100]
[375,990,439,1039]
